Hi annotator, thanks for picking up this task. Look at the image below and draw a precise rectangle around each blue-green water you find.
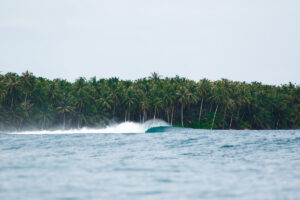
[1,127,300,200]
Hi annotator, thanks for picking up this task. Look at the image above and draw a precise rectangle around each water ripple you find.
[0,129,299,200]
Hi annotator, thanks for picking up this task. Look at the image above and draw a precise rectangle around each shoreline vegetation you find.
[0,71,299,131]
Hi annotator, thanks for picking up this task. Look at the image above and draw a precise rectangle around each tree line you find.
[0,71,299,131]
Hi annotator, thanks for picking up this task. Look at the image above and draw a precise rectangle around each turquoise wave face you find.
[145,126,171,133]
[145,126,193,133]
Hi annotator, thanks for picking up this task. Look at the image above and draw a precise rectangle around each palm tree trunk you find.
[63,113,66,130]
[166,108,170,123]
[198,98,203,122]
[181,104,184,127]
[209,103,212,113]
[18,120,22,130]
[211,104,219,130]
[42,115,45,130]
[241,111,245,121]
[128,105,131,121]
[10,97,14,110]
[139,112,142,123]
[223,108,227,129]
[171,106,174,125]
[229,113,233,129]
[25,92,27,105]
[113,103,116,118]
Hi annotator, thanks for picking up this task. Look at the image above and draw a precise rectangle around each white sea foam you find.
[7,119,169,135]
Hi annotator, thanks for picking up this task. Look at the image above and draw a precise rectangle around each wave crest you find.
[6,119,169,134]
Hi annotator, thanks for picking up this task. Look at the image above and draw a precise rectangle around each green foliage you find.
[0,72,299,131]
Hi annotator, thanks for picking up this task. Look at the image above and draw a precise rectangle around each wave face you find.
[145,126,173,133]
[5,119,169,135]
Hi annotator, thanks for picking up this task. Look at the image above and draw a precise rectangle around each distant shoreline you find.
[0,71,299,131]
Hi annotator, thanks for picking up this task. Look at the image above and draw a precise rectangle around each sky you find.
[0,0,299,85]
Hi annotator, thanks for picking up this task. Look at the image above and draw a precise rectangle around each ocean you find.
[1,122,300,200]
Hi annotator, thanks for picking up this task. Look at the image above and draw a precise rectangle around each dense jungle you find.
[0,71,299,131]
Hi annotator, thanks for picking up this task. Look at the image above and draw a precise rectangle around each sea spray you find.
[5,119,169,135]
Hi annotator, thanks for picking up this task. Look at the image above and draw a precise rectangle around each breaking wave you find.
[5,119,169,135]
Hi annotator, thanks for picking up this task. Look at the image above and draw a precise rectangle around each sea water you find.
[0,123,300,200]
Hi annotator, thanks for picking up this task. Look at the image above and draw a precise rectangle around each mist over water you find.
[1,126,300,199]
[5,119,169,135]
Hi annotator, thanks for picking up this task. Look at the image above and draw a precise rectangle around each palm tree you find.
[37,109,53,130]
[21,100,33,118]
[5,73,20,110]
[226,98,236,129]
[123,86,136,121]
[176,86,188,127]
[107,80,121,118]
[210,82,226,130]
[21,70,35,105]
[56,104,74,129]
[97,90,113,121]
[0,80,6,102]
[75,112,87,129]
[153,97,163,119]
[140,97,150,123]
[186,85,199,107]
[149,72,162,81]
[161,80,177,124]
[197,79,211,123]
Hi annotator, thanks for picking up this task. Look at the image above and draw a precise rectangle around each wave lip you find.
[5,119,169,135]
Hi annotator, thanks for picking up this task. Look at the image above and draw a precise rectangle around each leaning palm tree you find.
[210,82,226,130]
[226,98,236,129]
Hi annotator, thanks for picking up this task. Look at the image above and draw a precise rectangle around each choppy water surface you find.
[1,128,300,200]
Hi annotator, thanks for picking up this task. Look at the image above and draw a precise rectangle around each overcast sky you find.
[0,0,299,85]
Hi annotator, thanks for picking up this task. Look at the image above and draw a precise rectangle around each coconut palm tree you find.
[21,70,35,105]
[153,97,163,119]
[210,82,227,130]
[226,98,236,129]
[176,86,189,127]
[56,104,74,129]
[197,79,211,123]
[37,108,53,130]
[123,86,136,121]
[140,97,150,123]
[5,73,20,110]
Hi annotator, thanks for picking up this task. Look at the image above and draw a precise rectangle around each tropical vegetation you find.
[0,71,299,131]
